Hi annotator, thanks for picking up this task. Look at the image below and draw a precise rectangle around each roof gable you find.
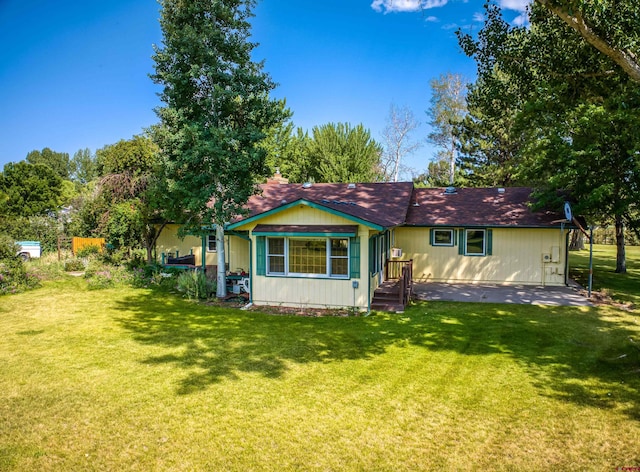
[231,182,414,229]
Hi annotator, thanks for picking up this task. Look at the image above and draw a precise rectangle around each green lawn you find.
[1,254,639,470]
[570,244,640,306]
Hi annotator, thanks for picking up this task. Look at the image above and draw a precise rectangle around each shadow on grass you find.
[114,291,640,419]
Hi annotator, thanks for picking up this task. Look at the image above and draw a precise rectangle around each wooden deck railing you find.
[385,259,413,306]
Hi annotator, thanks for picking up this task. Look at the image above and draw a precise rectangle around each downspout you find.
[564,229,570,286]
[367,235,372,314]
[201,235,206,271]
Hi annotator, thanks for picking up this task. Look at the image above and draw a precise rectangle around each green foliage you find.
[151,0,289,233]
[70,148,97,185]
[95,135,158,177]
[176,270,215,300]
[0,234,40,295]
[63,259,86,272]
[413,160,455,188]
[536,0,640,82]
[457,2,640,272]
[0,162,63,217]
[427,73,467,185]
[25,148,71,180]
[75,244,101,258]
[305,123,383,183]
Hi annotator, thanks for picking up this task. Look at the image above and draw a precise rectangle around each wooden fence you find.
[72,237,106,255]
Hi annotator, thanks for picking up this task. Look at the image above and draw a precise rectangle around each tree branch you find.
[536,0,640,83]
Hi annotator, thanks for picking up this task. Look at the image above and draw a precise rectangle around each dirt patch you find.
[583,289,635,311]
[245,305,358,317]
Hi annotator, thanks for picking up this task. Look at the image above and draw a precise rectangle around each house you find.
[155,181,573,311]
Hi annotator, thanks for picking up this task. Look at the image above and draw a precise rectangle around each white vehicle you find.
[16,241,41,260]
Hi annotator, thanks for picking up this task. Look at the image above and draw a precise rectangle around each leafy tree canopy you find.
[26,148,71,180]
[151,0,288,234]
[458,2,640,272]
[304,122,383,183]
[0,162,63,217]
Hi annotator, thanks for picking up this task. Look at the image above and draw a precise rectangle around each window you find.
[330,238,349,276]
[465,229,486,255]
[432,229,454,246]
[266,237,349,278]
[267,238,285,274]
[207,235,217,252]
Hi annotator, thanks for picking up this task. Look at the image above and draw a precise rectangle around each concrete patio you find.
[412,281,592,307]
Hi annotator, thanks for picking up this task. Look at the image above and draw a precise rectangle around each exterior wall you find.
[155,224,249,270]
[395,227,569,286]
[233,204,372,310]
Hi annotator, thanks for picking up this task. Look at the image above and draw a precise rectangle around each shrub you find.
[176,270,215,300]
[64,259,87,272]
[0,234,41,295]
[75,245,101,258]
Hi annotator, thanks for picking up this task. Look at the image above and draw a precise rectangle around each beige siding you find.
[395,227,568,286]
[234,203,373,310]
[155,224,249,270]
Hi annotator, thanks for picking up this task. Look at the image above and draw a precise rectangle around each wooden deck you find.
[371,260,413,312]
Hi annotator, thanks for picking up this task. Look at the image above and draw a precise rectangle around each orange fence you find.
[72,237,106,255]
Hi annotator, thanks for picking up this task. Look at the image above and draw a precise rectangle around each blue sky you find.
[0,0,529,178]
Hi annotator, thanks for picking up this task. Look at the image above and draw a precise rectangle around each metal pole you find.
[588,226,594,297]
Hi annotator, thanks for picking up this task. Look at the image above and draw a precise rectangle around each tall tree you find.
[304,122,383,183]
[458,2,640,273]
[25,148,71,180]
[427,73,467,185]
[0,162,62,217]
[151,0,288,297]
[380,104,421,182]
[70,148,97,185]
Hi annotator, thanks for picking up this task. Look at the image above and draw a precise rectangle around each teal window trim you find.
[252,231,356,238]
[256,236,266,275]
[350,237,360,278]
[462,228,493,256]
[430,228,454,247]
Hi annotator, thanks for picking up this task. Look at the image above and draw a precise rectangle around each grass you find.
[1,253,639,470]
[570,244,640,306]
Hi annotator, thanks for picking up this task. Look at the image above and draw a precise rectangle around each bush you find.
[0,234,40,295]
[64,259,87,272]
[75,245,101,258]
[176,270,215,300]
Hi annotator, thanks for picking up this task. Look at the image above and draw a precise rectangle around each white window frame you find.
[433,229,454,246]
[266,236,349,279]
[207,234,217,252]
[465,229,486,256]
[267,237,286,275]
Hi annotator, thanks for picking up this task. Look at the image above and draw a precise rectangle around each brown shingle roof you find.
[241,182,414,228]
[405,187,564,227]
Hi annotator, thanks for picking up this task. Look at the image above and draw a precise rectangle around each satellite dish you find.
[564,202,573,221]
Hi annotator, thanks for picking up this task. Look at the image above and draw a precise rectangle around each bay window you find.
[266,237,349,278]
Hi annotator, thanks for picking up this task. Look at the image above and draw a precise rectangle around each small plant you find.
[64,259,86,272]
[75,245,101,259]
[86,270,114,290]
[176,270,215,300]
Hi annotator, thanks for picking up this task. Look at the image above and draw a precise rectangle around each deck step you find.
[370,302,405,313]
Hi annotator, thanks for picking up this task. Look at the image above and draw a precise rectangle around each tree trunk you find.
[145,222,166,263]
[615,215,626,273]
[568,229,584,251]
[216,224,227,297]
